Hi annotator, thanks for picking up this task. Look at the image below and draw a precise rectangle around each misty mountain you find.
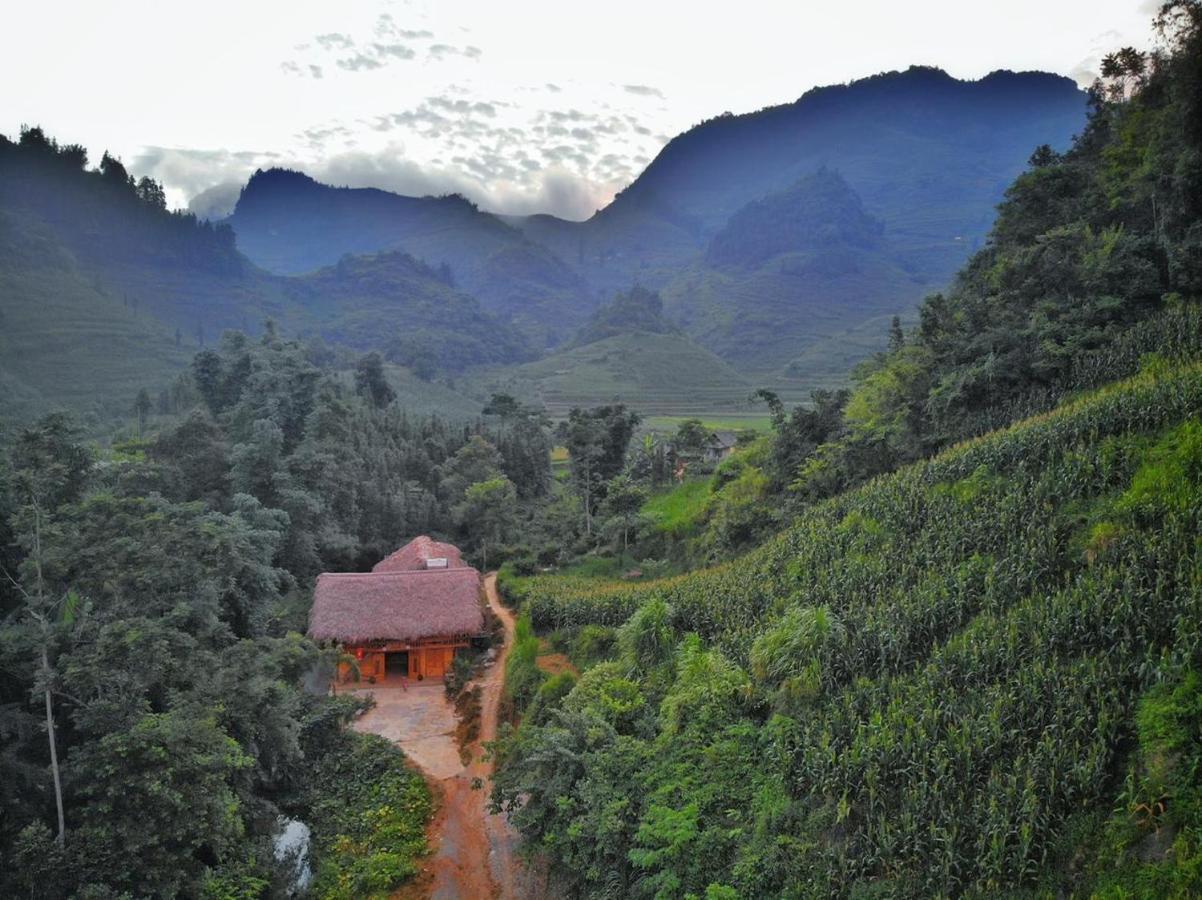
[0,131,531,416]
[225,67,1086,375]
[545,67,1087,372]
[227,169,594,347]
[704,168,885,269]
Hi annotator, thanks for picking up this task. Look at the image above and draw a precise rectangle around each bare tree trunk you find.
[32,501,66,846]
[42,647,65,846]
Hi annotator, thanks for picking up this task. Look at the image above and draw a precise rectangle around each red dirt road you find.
[375,572,543,899]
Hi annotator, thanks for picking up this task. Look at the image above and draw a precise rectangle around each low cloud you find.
[129,146,280,214]
[188,181,244,220]
[623,83,664,98]
[314,148,613,220]
[143,84,666,222]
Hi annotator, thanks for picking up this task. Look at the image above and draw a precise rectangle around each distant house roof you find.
[372,535,466,573]
[309,536,481,644]
[709,431,738,449]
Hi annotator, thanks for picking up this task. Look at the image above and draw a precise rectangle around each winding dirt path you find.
[355,572,540,899]
[424,572,525,899]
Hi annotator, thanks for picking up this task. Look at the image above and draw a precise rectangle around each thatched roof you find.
[372,535,466,573]
[308,567,483,644]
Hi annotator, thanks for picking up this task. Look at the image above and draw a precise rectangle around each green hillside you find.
[498,358,1202,897]
[462,331,778,419]
[569,285,679,348]
[0,209,190,422]
[283,251,534,371]
[660,248,922,374]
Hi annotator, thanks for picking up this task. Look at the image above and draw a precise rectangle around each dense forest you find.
[490,4,1202,897]
[0,329,558,896]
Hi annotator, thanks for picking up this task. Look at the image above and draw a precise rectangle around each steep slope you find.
[501,356,1202,897]
[227,169,594,346]
[519,68,1088,370]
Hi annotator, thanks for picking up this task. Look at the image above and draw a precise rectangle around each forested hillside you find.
[0,134,535,418]
[0,328,555,896]
[491,5,1202,896]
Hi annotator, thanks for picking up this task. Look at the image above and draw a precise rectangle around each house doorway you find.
[385,651,409,678]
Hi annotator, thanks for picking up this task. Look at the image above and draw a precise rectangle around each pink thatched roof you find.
[372,535,466,573]
[308,567,484,644]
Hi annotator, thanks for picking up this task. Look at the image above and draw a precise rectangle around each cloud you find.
[374,13,433,40]
[187,181,244,219]
[428,43,482,60]
[336,52,383,72]
[146,88,666,223]
[290,19,478,74]
[128,146,280,212]
[314,146,613,220]
[372,42,416,61]
[315,32,354,50]
[622,83,663,98]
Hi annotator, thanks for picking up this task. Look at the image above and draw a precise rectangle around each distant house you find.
[308,536,484,682]
[703,431,738,464]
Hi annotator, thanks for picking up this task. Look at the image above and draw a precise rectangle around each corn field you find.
[501,360,1202,895]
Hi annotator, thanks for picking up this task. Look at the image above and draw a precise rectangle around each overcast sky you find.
[1,0,1161,220]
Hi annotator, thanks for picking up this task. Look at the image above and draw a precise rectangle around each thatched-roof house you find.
[308,536,484,682]
[372,535,466,573]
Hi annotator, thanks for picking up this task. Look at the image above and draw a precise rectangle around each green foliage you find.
[497,357,1202,896]
[526,671,578,726]
[572,284,679,347]
[69,711,251,896]
[1081,668,1202,897]
[503,613,548,717]
[300,729,433,899]
[643,479,713,538]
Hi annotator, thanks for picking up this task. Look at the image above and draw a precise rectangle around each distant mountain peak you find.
[706,168,884,269]
[571,284,678,347]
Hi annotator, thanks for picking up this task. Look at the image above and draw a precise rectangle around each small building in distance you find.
[308,536,484,683]
[703,430,738,465]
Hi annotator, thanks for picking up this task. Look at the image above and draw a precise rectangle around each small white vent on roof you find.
[425,558,449,569]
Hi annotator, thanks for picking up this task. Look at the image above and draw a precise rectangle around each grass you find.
[461,332,791,419]
[642,478,713,538]
[642,415,774,434]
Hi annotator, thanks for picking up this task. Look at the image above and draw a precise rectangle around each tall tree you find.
[455,476,517,570]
